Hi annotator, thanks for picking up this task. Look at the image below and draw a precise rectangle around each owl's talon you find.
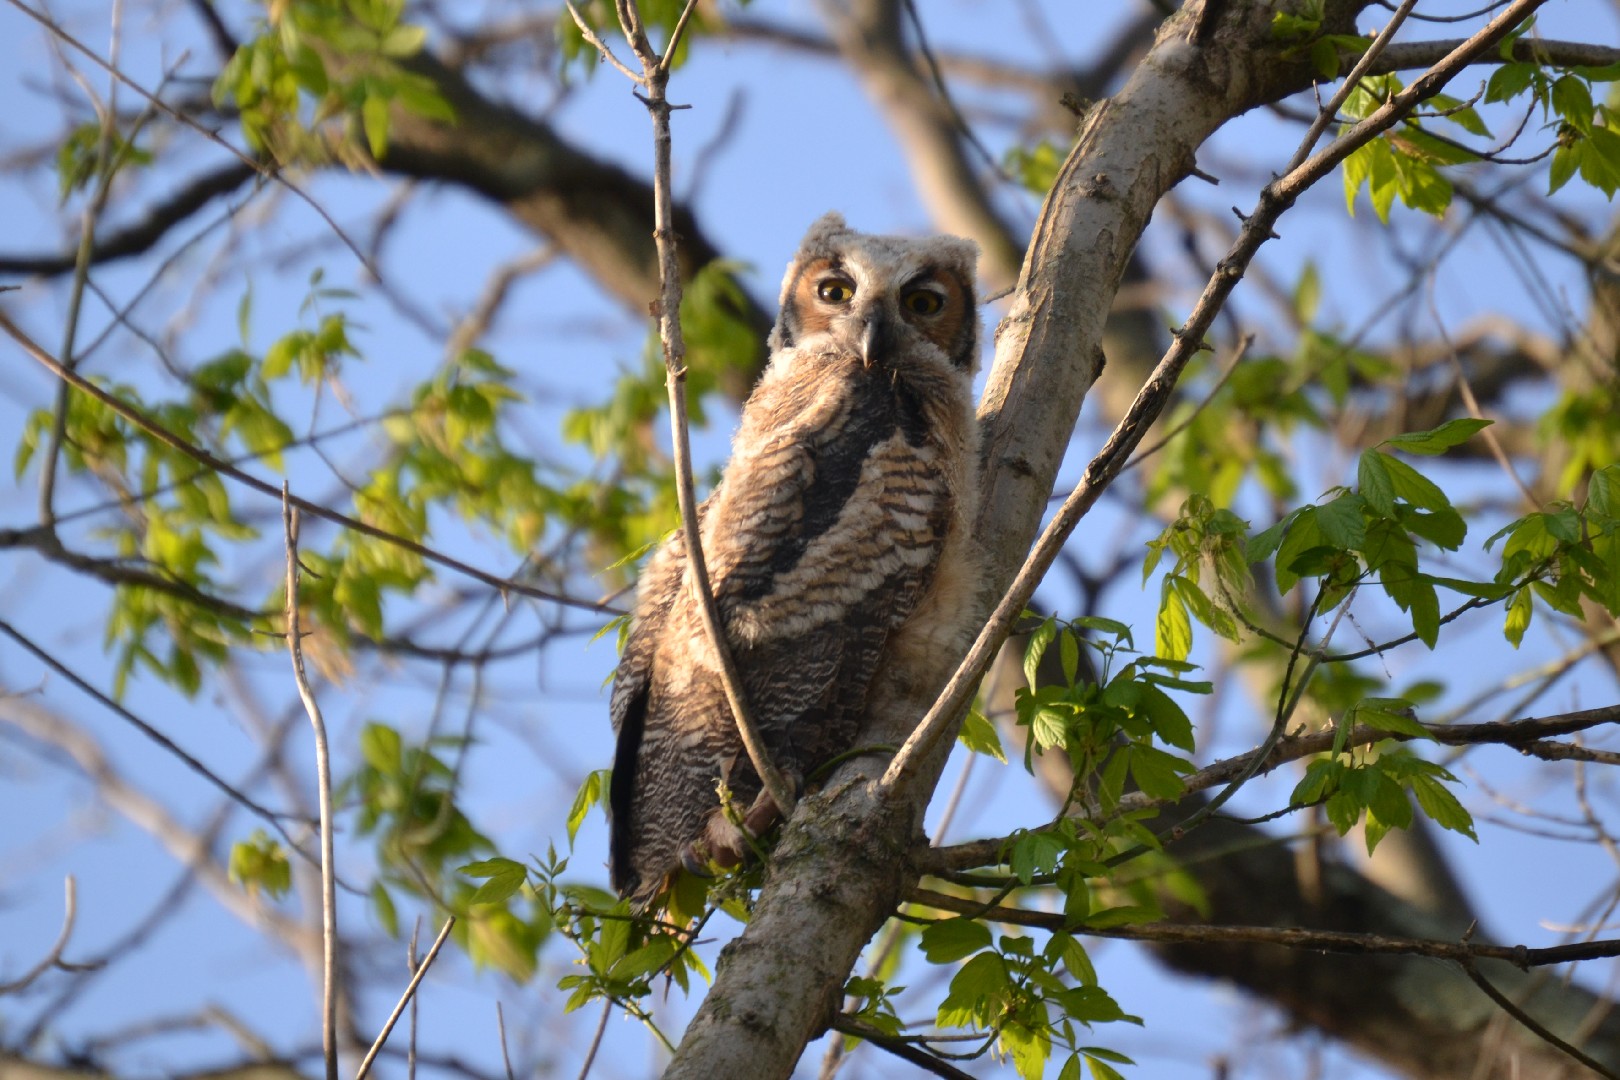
[679,843,716,878]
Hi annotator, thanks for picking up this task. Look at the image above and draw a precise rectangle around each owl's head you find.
[768,212,980,375]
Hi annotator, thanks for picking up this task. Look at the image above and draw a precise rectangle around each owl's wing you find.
[607,521,693,898]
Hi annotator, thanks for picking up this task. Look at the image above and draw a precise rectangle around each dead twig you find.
[283,486,339,1080]
[354,916,455,1080]
[0,877,99,994]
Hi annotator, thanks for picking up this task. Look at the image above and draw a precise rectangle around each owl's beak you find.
[857,311,895,369]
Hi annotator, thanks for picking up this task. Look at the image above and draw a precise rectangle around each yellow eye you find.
[817,278,855,304]
[904,289,944,316]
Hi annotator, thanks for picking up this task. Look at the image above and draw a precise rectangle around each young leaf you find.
[1382,418,1493,456]
[920,918,993,964]
[958,708,1008,763]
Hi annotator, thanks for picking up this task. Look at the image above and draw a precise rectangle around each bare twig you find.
[283,488,338,1080]
[1283,0,1419,175]
[0,619,310,832]
[495,1002,515,1080]
[1460,956,1620,1080]
[576,1000,612,1080]
[0,877,97,994]
[908,886,1620,972]
[562,1,643,82]
[1119,333,1253,473]
[879,0,1555,795]
[579,0,797,818]
[354,916,455,1080]
[407,920,420,1080]
[828,1016,975,1080]
[0,163,257,275]
[6,0,378,277]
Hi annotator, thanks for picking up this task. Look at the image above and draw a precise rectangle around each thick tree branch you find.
[0,163,257,276]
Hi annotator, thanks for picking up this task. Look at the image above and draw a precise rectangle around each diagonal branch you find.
[0,309,613,614]
[576,0,798,820]
[880,0,1555,796]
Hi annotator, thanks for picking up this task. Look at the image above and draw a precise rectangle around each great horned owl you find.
[608,212,982,906]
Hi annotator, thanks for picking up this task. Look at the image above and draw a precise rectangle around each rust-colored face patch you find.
[901,266,974,368]
[785,257,851,341]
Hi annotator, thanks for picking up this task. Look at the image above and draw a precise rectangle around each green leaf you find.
[920,918,993,964]
[958,708,1008,763]
[381,24,427,57]
[1032,705,1069,751]
[1128,744,1190,800]
[1411,774,1478,840]
[228,830,291,899]
[1086,1056,1130,1080]
[1383,418,1493,456]
[1315,493,1367,550]
[1156,576,1193,662]
[1596,466,1620,521]
[1550,142,1579,195]
[1354,697,1430,739]
[360,722,402,774]
[1024,616,1057,688]
[1485,62,1535,104]
[937,951,1010,1029]
[1375,451,1450,512]
[1551,75,1595,133]
[1504,586,1533,647]
[568,769,610,845]
[371,882,399,937]
[1358,451,1396,518]
[1060,629,1080,686]
[362,94,391,158]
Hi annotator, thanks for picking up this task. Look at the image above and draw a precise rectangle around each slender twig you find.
[1283,0,1419,176]
[38,0,128,530]
[576,999,612,1080]
[582,0,796,818]
[495,1002,515,1080]
[283,487,338,1080]
[0,619,310,831]
[1119,334,1253,474]
[5,0,378,277]
[879,0,1554,795]
[1460,956,1620,1080]
[908,886,1620,972]
[407,919,420,1080]
[0,877,98,993]
[0,310,613,614]
[354,916,455,1080]
[828,1016,976,1080]
[561,1,643,82]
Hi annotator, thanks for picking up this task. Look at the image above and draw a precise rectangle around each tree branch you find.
[0,163,258,276]
[0,309,613,614]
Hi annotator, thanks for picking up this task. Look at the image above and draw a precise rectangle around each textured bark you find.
[663,5,1337,1076]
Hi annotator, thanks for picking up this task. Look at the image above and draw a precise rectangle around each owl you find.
[608,212,983,907]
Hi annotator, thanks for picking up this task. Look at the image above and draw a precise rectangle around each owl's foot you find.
[681,791,788,874]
